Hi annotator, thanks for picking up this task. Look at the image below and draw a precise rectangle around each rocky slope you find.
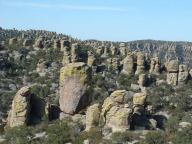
[0,27,192,144]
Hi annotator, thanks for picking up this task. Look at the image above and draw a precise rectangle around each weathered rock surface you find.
[166,60,179,85]
[122,52,134,75]
[178,64,189,84]
[86,104,100,131]
[133,92,147,106]
[59,62,92,115]
[135,52,145,75]
[7,86,31,127]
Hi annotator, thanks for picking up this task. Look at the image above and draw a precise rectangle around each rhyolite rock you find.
[9,37,18,45]
[135,52,145,75]
[178,64,189,85]
[59,62,92,115]
[166,60,179,85]
[105,105,132,132]
[7,86,31,127]
[122,52,134,75]
[133,91,147,106]
[85,104,100,131]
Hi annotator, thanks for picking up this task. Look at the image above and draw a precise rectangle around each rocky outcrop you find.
[62,45,71,66]
[166,60,179,85]
[138,74,147,87]
[60,38,70,52]
[105,105,132,132]
[23,38,32,47]
[53,39,60,49]
[135,52,145,75]
[59,62,92,115]
[119,43,127,56]
[9,37,18,45]
[34,36,44,48]
[101,90,133,132]
[71,43,80,63]
[85,104,100,131]
[7,86,31,127]
[122,52,134,75]
[133,91,147,106]
[149,57,161,75]
[178,64,189,85]
[87,51,96,67]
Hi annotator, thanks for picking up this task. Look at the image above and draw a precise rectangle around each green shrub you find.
[5,126,34,144]
[111,131,133,143]
[144,131,166,144]
[173,127,192,144]
[45,120,73,144]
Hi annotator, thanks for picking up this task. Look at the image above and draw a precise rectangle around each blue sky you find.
[0,0,192,41]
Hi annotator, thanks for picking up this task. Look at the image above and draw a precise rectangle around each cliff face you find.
[127,40,192,67]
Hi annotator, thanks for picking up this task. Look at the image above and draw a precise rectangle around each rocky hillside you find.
[0,27,192,144]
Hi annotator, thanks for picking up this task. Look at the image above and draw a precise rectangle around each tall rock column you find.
[166,60,179,85]
[71,43,80,63]
[122,52,134,75]
[59,62,92,115]
[135,52,145,75]
[178,64,189,85]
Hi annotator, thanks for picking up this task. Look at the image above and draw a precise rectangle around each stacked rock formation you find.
[166,60,179,85]
[101,46,109,58]
[122,52,134,75]
[111,45,119,56]
[7,86,31,127]
[71,43,80,63]
[119,43,127,56]
[135,52,146,75]
[59,62,92,115]
[178,64,189,85]
[87,50,96,67]
[100,90,133,132]
[149,57,161,75]
[96,46,104,56]
[62,40,71,66]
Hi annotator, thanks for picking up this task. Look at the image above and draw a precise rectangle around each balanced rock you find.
[59,62,92,115]
[119,43,127,56]
[86,104,100,131]
[62,46,71,66]
[7,86,31,127]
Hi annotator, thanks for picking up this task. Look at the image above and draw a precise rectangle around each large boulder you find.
[105,105,132,132]
[133,91,147,106]
[9,37,17,45]
[6,86,46,128]
[85,104,100,131]
[7,86,31,127]
[59,62,92,115]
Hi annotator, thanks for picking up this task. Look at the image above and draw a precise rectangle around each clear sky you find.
[0,0,192,42]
